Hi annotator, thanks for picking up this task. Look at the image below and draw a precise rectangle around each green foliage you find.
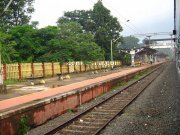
[92,1,123,60]
[0,22,104,63]
[78,42,105,61]
[119,53,131,65]
[9,25,41,62]
[58,22,83,37]
[0,1,124,63]
[4,79,21,85]
[35,26,58,59]
[58,10,94,32]
[38,22,104,62]
[0,31,18,63]
[31,21,39,29]
[57,1,123,60]
[0,0,34,31]
[120,36,141,49]
[18,115,30,135]
[38,39,74,62]
[67,108,77,113]
[9,25,57,62]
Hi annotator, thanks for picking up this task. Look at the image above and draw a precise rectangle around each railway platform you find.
[0,63,162,135]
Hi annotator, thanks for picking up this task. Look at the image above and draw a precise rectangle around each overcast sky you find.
[31,0,174,39]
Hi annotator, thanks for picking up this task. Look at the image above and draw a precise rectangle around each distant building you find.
[136,47,157,64]
[119,47,157,65]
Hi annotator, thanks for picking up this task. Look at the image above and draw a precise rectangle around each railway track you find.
[45,65,164,135]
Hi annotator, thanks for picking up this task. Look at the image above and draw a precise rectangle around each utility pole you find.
[110,37,121,61]
[110,20,129,61]
[110,40,113,61]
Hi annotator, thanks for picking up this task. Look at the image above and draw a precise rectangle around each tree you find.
[9,25,41,62]
[57,22,105,61]
[57,10,94,32]
[57,0,123,60]
[0,0,34,31]
[120,36,140,49]
[31,21,39,29]
[36,26,58,58]
[0,31,18,63]
[119,53,131,65]
[77,42,105,61]
[91,0,123,60]
[38,22,105,62]
[38,39,75,62]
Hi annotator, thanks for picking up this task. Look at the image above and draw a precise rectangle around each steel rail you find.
[45,65,163,135]
[94,66,163,134]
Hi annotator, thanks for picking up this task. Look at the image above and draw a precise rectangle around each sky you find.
[31,0,174,40]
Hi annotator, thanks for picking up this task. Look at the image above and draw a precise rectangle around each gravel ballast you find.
[100,61,180,135]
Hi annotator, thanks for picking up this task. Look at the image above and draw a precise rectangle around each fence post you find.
[60,63,63,74]
[74,62,76,73]
[94,62,95,70]
[18,63,21,80]
[67,63,70,73]
[3,64,7,80]
[42,62,45,77]
[52,62,54,77]
[80,62,82,72]
[31,63,34,76]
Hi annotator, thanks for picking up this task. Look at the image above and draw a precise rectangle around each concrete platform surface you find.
[0,64,152,112]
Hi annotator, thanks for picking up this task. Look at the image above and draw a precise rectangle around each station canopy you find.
[136,47,158,55]
[119,47,158,55]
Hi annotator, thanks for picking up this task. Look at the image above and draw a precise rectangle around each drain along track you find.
[45,65,164,135]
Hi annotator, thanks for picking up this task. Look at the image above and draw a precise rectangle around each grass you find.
[109,81,128,92]
[132,68,152,81]
[4,79,25,85]
[4,79,19,85]
[110,68,153,92]
[18,115,30,135]
[67,108,77,113]
[97,92,106,97]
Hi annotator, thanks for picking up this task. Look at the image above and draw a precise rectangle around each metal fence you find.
[2,61,122,80]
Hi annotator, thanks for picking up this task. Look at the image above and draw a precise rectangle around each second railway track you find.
[45,64,165,135]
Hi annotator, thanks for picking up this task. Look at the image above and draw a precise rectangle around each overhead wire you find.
[102,0,143,35]
[88,0,143,35]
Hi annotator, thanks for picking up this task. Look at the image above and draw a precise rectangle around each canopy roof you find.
[119,47,158,55]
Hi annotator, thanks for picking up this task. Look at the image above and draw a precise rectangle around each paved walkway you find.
[0,64,152,112]
[0,66,131,101]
